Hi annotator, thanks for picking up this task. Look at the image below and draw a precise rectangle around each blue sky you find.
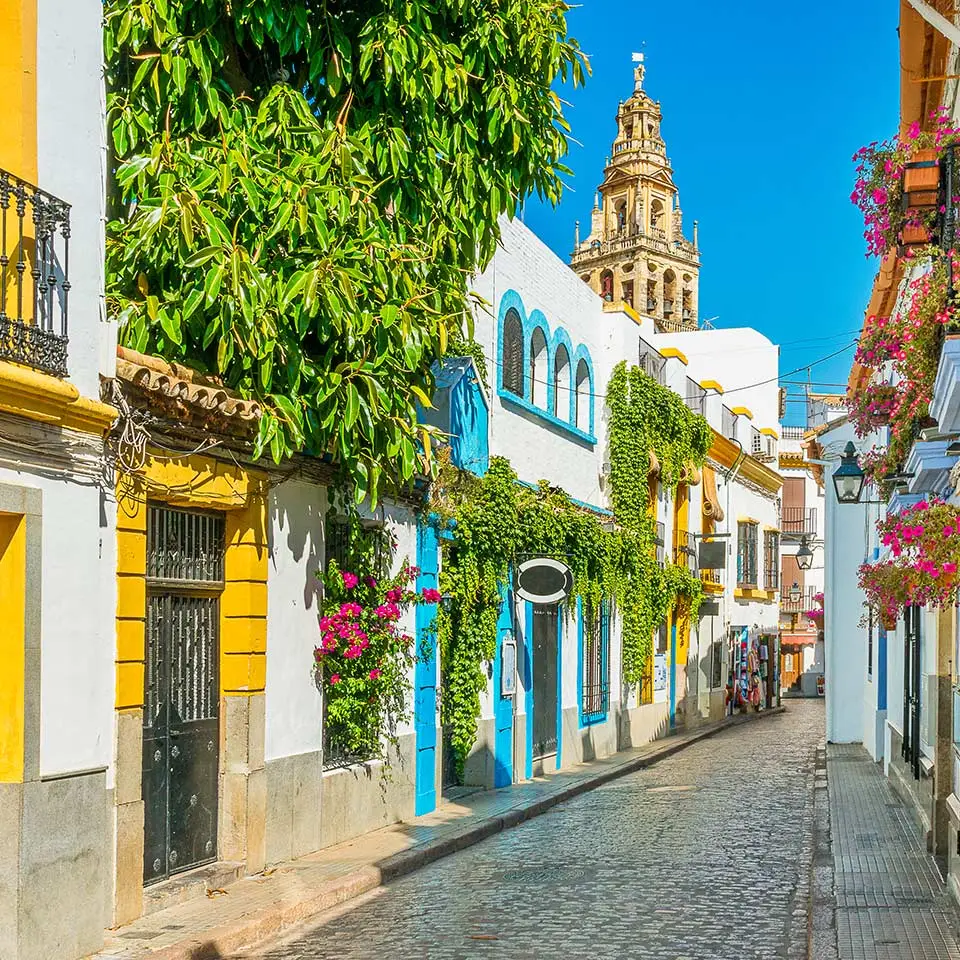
[523,1,899,425]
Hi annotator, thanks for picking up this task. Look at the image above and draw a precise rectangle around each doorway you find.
[532,604,559,760]
[142,505,224,885]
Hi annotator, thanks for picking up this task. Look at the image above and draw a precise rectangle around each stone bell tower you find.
[570,55,700,330]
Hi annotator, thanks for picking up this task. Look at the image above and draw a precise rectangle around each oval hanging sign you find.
[515,557,574,604]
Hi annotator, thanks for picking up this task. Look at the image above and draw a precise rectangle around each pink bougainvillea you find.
[316,557,437,764]
[859,499,960,623]
[851,110,960,257]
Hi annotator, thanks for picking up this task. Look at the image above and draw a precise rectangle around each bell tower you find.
[570,55,700,331]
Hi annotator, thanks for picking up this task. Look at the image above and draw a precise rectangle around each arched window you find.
[553,344,570,418]
[663,269,677,317]
[575,359,591,433]
[600,270,614,302]
[650,199,664,230]
[502,308,524,397]
[530,329,547,407]
[615,199,627,234]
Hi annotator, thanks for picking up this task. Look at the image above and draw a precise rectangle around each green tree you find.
[104,0,587,500]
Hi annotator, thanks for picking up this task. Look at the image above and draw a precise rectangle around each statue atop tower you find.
[569,56,700,331]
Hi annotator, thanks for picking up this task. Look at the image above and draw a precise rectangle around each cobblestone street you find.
[238,702,823,960]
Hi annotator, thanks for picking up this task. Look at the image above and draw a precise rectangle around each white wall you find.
[822,420,879,743]
[37,0,108,399]
[265,481,326,762]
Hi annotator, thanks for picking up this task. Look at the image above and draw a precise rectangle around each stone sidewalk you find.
[89,707,783,960]
[822,744,960,959]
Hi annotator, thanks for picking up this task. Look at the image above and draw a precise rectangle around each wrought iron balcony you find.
[701,566,722,588]
[0,169,70,377]
[674,530,697,573]
[782,507,817,536]
[780,585,815,614]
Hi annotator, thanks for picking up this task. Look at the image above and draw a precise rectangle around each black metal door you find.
[532,604,559,759]
[143,506,224,885]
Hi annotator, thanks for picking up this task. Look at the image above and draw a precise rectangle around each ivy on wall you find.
[427,360,711,778]
[606,361,711,679]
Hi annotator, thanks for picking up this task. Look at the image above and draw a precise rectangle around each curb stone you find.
[94,706,787,960]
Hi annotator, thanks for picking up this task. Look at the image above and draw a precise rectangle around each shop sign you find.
[514,557,574,604]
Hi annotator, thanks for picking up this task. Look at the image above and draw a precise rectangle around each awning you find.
[780,632,818,647]
[702,465,725,522]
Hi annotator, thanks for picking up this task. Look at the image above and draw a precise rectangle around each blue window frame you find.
[579,599,609,725]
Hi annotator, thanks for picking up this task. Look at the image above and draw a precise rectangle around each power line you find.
[481,338,858,402]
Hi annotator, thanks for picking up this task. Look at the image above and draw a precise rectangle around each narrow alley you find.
[239,704,823,960]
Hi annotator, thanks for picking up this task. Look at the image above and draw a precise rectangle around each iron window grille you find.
[501,307,524,396]
[581,602,609,723]
[684,377,706,415]
[653,520,666,568]
[867,608,874,678]
[638,337,666,385]
[722,405,737,440]
[737,521,758,587]
[0,168,70,377]
[763,531,780,591]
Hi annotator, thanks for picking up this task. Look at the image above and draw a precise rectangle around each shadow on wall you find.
[271,486,325,613]
[616,704,671,752]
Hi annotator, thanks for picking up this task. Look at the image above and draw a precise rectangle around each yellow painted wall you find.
[0,512,27,782]
[115,452,268,711]
[0,0,37,181]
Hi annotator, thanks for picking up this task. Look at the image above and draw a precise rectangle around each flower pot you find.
[903,149,940,193]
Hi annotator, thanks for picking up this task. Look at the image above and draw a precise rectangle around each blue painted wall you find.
[450,369,489,476]
[414,521,439,816]
[492,579,514,787]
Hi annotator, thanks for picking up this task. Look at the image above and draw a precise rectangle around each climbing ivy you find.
[428,363,710,777]
[606,361,711,679]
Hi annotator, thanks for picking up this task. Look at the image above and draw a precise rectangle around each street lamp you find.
[832,441,867,505]
[796,537,815,571]
[788,581,802,603]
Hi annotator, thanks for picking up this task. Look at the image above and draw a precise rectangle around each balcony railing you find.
[0,169,70,377]
[638,338,666,385]
[684,377,706,415]
[781,586,815,614]
[782,425,805,440]
[782,507,817,536]
[701,566,722,588]
[674,530,697,573]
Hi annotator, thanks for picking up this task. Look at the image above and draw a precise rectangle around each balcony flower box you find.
[899,223,932,250]
[903,149,940,192]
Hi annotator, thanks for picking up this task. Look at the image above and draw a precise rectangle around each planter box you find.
[904,149,940,192]
[900,223,932,247]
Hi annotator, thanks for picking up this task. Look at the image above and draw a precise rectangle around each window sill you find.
[498,389,597,446]
[579,711,608,729]
[735,586,776,603]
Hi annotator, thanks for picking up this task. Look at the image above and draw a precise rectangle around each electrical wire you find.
[480,338,859,403]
